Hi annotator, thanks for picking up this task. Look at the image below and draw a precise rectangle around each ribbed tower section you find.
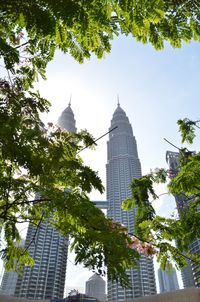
[107,104,156,301]
[58,102,77,132]
[15,103,77,300]
[15,222,68,300]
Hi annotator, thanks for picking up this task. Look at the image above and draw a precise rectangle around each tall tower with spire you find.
[106,103,156,301]
[58,100,77,132]
[15,103,77,300]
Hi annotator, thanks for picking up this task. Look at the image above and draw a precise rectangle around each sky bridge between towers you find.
[92,200,108,210]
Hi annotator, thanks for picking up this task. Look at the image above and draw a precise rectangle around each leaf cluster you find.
[122,169,170,234]
[122,118,200,272]
[1,0,200,84]
[177,118,200,144]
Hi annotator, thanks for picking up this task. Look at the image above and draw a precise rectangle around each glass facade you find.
[15,103,77,299]
[15,221,68,300]
[107,104,156,301]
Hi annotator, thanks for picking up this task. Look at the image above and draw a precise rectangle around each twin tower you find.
[12,103,157,300]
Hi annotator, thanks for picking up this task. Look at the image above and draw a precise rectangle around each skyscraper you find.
[106,103,156,301]
[15,221,68,300]
[85,274,106,302]
[158,267,179,293]
[0,241,25,296]
[58,100,77,132]
[0,270,18,296]
[166,151,199,288]
[15,102,77,300]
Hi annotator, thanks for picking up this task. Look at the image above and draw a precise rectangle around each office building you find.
[166,151,199,288]
[15,102,77,299]
[0,270,18,296]
[158,267,179,293]
[58,101,77,132]
[0,241,25,296]
[106,103,156,301]
[14,221,68,300]
[85,274,106,302]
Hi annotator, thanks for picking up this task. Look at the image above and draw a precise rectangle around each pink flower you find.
[129,236,156,257]
[15,32,24,45]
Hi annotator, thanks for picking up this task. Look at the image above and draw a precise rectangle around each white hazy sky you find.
[35,35,200,294]
[36,35,200,294]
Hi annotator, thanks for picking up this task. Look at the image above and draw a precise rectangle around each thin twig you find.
[78,126,118,153]
[20,212,45,258]
[68,258,75,266]
[15,41,29,50]
[194,122,200,130]
[164,138,181,151]
[0,198,51,216]
[150,192,169,203]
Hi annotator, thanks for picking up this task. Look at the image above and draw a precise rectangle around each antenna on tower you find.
[69,94,72,106]
[117,94,120,106]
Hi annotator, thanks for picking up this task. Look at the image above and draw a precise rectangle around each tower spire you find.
[58,95,76,132]
[117,94,120,107]
[107,107,156,300]
[68,94,72,106]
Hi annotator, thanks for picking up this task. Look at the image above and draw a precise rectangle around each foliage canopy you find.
[1,0,200,81]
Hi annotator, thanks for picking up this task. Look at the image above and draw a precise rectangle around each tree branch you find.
[15,41,29,50]
[0,198,51,216]
[164,138,181,151]
[78,126,118,153]
[150,192,169,203]
[20,212,45,258]
[193,120,200,129]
